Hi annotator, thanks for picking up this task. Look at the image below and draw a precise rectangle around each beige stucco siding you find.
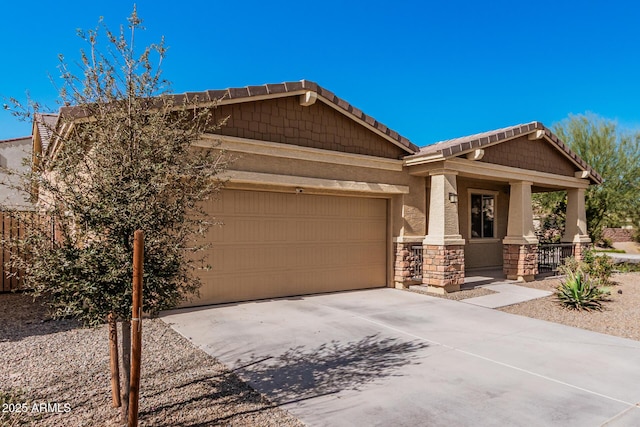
[221,151,408,187]
[0,138,33,209]
[401,175,427,236]
[184,116,407,305]
[457,178,510,269]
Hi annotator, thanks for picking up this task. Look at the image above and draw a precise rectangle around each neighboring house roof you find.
[0,136,31,144]
[407,121,602,184]
[59,80,420,154]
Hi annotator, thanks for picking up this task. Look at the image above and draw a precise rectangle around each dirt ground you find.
[499,272,640,341]
[612,241,640,254]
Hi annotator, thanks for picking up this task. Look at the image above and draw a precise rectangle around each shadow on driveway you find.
[234,333,428,403]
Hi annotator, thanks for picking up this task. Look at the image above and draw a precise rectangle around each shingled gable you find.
[176,80,418,155]
[58,80,418,158]
[406,121,602,184]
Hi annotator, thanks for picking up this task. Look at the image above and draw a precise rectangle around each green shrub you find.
[575,248,615,285]
[559,256,581,275]
[616,262,640,273]
[599,237,614,248]
[581,248,595,265]
[555,269,609,311]
[590,254,615,285]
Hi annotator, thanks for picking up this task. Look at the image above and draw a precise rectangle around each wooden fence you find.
[0,211,56,292]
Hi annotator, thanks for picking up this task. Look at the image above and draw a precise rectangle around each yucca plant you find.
[556,269,609,311]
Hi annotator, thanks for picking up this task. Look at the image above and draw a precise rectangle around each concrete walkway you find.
[600,251,640,264]
[462,283,552,308]
[162,289,640,427]
[412,269,553,308]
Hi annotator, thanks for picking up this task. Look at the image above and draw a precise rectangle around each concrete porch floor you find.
[462,267,513,288]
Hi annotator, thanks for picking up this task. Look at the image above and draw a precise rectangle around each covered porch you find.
[393,122,601,294]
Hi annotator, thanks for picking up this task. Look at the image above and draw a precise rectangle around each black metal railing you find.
[409,245,423,280]
[538,243,575,274]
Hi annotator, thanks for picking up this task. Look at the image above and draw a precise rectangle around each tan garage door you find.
[194,189,387,306]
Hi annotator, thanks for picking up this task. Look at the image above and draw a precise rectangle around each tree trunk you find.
[108,313,121,408]
[128,230,144,427]
[120,320,132,422]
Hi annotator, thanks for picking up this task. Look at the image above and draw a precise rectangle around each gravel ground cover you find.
[0,293,303,427]
[409,285,496,300]
[499,272,640,341]
[410,272,640,341]
[2,272,639,426]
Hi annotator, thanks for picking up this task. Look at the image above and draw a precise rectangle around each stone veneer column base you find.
[503,244,538,281]
[572,242,591,262]
[394,242,422,288]
[422,245,464,293]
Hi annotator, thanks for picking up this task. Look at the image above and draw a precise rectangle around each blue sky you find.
[1,0,640,146]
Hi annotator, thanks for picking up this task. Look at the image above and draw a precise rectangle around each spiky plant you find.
[556,269,609,311]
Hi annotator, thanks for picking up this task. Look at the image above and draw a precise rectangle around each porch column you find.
[393,176,427,288]
[503,181,539,281]
[562,188,591,260]
[422,172,465,293]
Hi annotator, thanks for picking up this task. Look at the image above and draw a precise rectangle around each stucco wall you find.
[222,151,408,187]
[198,97,416,290]
[401,176,427,236]
[478,135,577,177]
[0,137,33,209]
[457,177,509,269]
[208,97,407,159]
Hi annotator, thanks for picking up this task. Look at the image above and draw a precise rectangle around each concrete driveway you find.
[161,289,640,426]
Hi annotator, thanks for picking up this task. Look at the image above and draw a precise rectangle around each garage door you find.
[193,189,387,305]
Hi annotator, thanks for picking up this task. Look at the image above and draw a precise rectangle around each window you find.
[470,194,495,238]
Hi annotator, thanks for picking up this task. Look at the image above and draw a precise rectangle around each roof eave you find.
[57,80,419,155]
[406,121,602,184]
[403,153,445,166]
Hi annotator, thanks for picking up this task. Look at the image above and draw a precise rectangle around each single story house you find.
[0,121,46,291]
[0,135,36,210]
[32,80,600,307]
[0,112,57,210]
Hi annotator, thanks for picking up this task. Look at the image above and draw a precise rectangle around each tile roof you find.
[180,80,418,152]
[60,80,419,153]
[408,121,602,183]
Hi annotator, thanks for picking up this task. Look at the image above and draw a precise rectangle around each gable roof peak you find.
[177,80,418,153]
[407,121,602,184]
[56,80,418,154]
